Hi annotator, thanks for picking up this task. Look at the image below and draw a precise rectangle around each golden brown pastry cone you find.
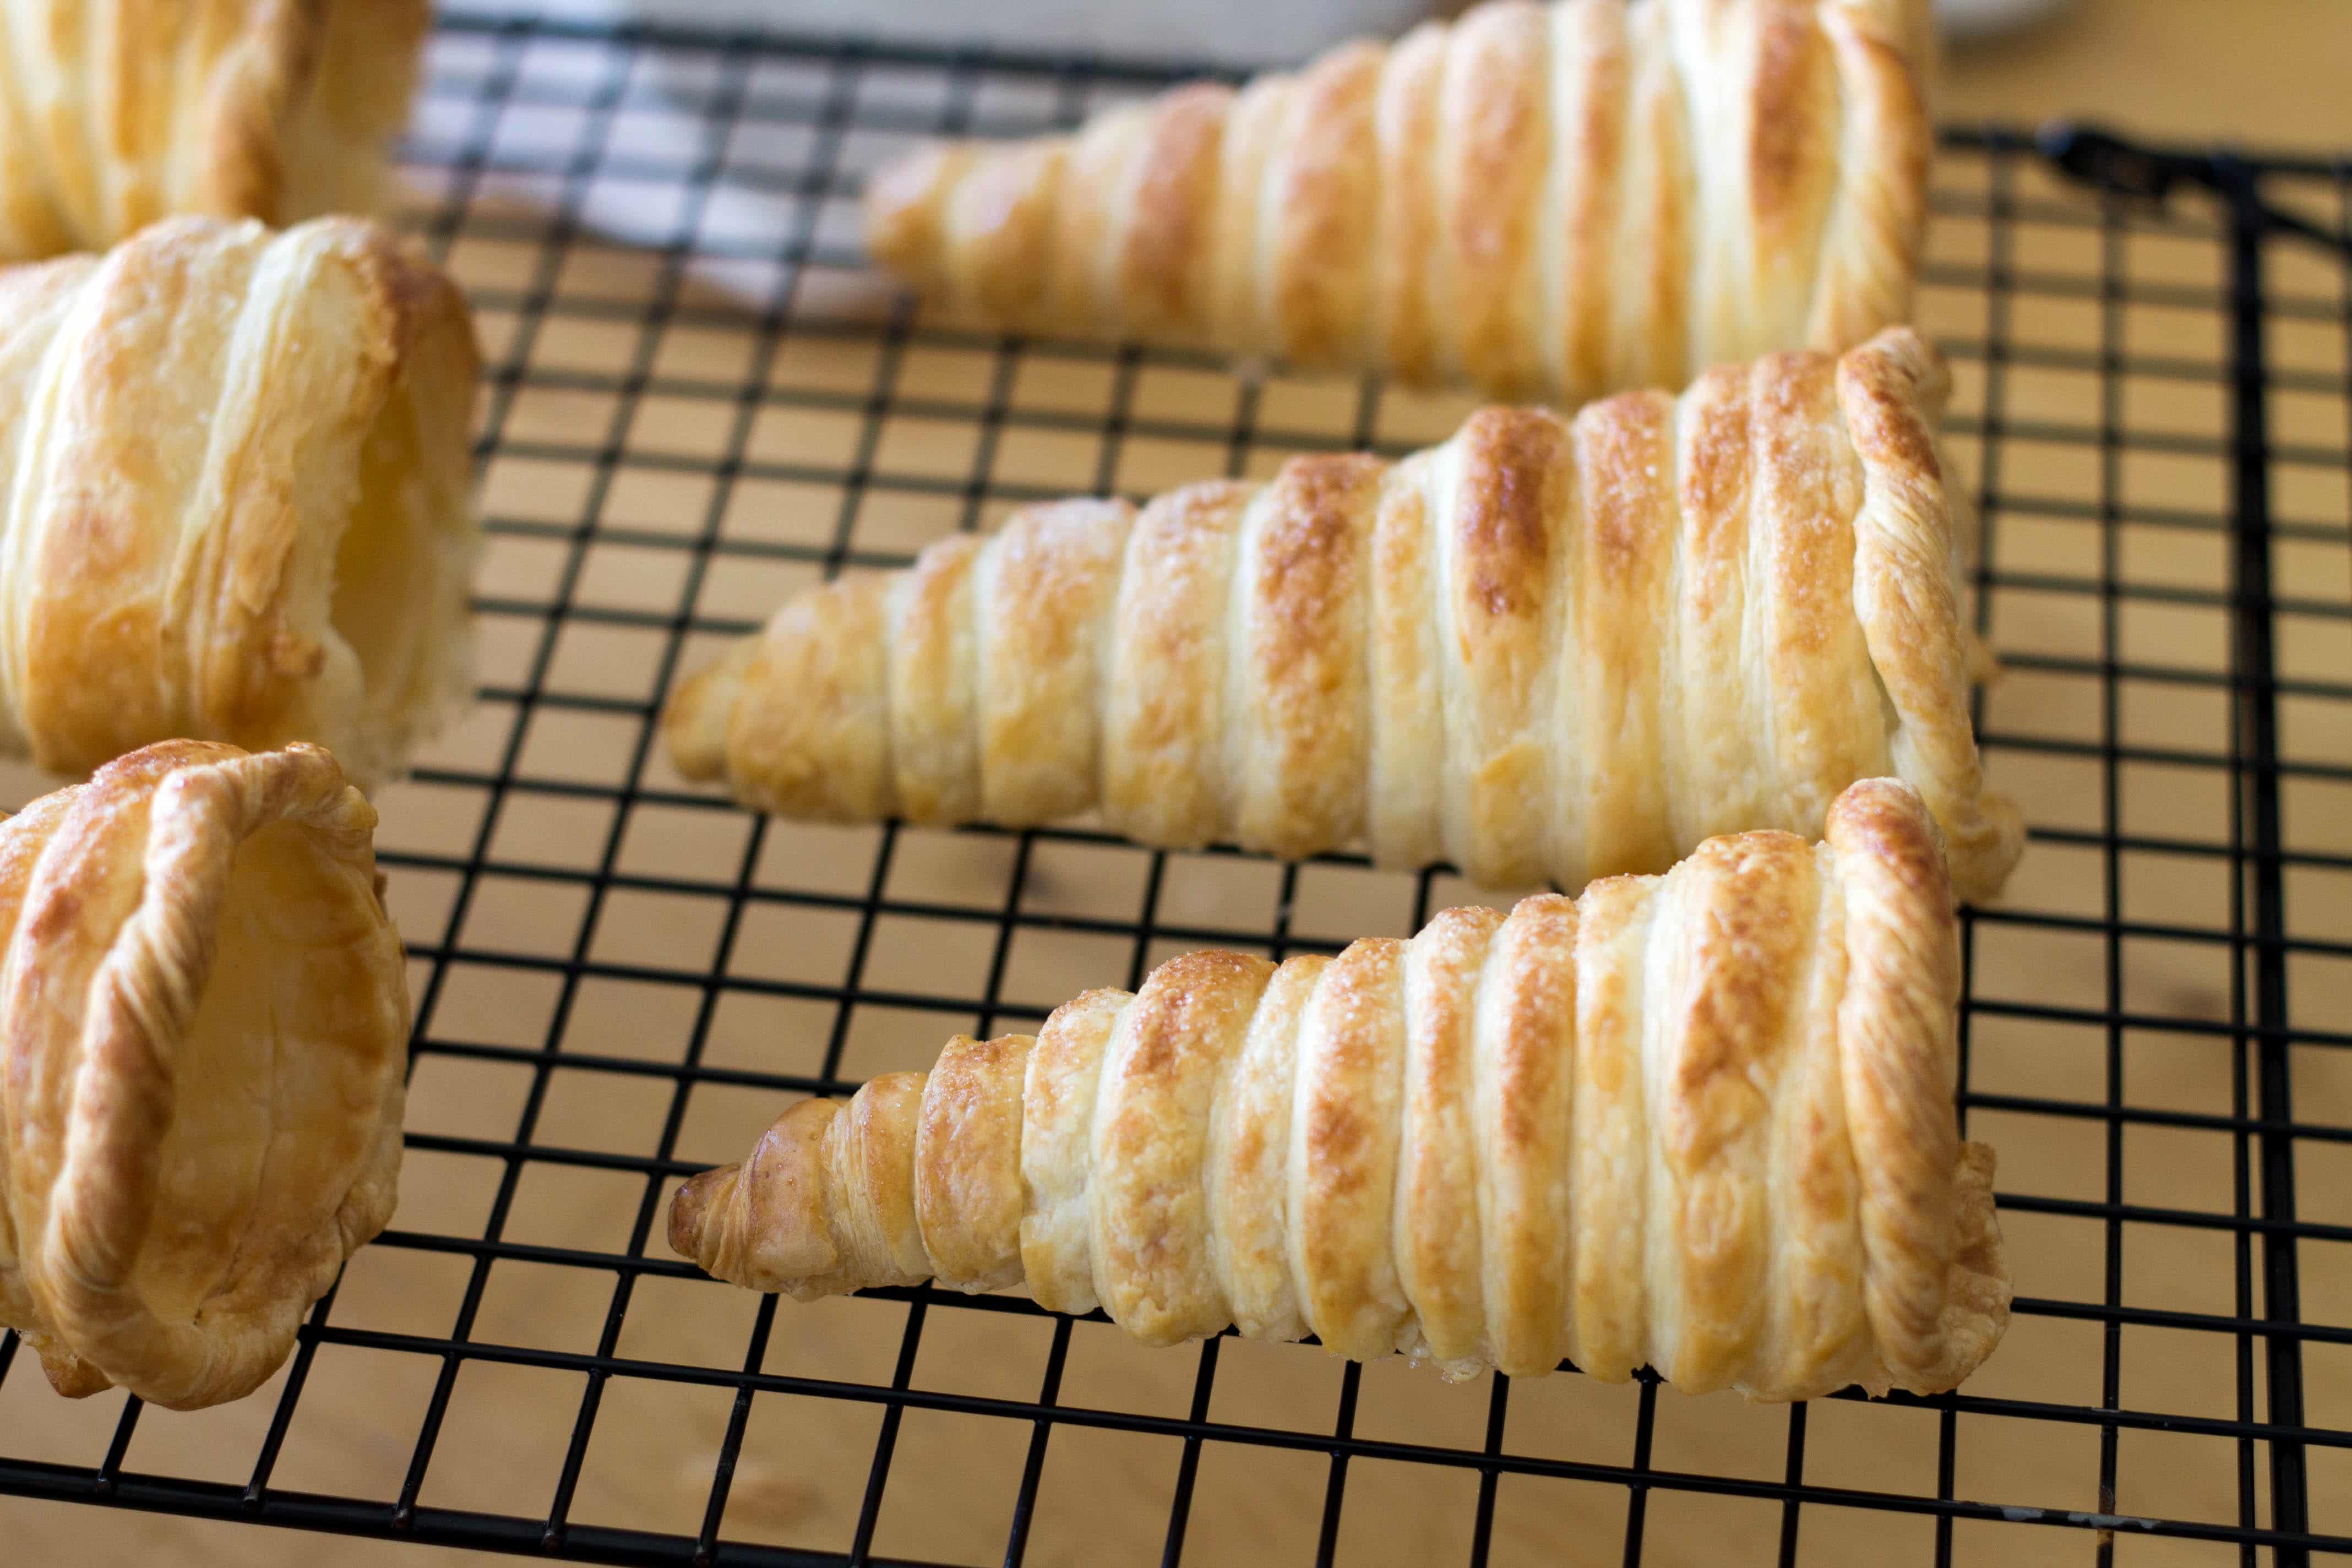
[672,778,2007,1401]
[668,326,2021,903]
[0,212,480,787]
[864,0,1932,403]
[0,740,407,1411]
[0,0,428,261]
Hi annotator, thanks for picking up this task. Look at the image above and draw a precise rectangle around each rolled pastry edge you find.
[0,741,408,1409]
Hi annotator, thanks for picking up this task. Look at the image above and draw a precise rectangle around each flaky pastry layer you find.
[0,741,407,1410]
[0,0,428,260]
[0,213,480,786]
[673,778,2007,1400]
[865,0,1933,402]
[668,327,2021,902]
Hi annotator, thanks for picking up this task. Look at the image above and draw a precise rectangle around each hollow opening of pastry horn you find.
[326,380,466,779]
[10,742,407,1409]
[284,274,478,792]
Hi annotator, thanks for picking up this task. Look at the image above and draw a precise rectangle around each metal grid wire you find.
[3,9,2352,1567]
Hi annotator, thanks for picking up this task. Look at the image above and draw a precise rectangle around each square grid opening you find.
[2,10,2349,1567]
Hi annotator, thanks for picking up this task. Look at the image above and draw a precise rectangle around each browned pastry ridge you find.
[0,741,409,1411]
[668,326,2022,903]
[673,777,2008,1400]
[0,0,429,261]
[864,0,1934,402]
[0,212,481,787]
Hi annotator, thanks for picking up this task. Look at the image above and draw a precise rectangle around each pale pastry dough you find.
[0,213,480,787]
[672,777,2008,1401]
[0,0,428,261]
[668,327,2022,902]
[864,0,1934,403]
[0,740,408,1411]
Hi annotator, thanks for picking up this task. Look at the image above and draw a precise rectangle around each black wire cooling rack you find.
[3,9,2352,1568]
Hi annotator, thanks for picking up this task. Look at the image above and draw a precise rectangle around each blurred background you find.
[457,0,2351,140]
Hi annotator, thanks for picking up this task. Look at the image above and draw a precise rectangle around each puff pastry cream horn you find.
[673,778,2008,1400]
[0,0,428,260]
[0,211,480,787]
[667,327,2023,903]
[864,0,1934,403]
[0,741,409,1411]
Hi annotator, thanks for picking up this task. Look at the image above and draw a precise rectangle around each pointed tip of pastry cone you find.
[667,1162,737,1270]
[0,740,408,1410]
[862,144,970,285]
[663,646,750,785]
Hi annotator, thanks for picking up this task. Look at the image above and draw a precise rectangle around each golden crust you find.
[1544,0,1629,399]
[1838,329,2027,902]
[914,1035,1031,1291]
[0,213,478,787]
[1234,454,1385,857]
[1472,895,1578,1377]
[1395,903,1499,1369]
[669,1097,842,1297]
[1094,949,1271,1345]
[1569,389,1678,879]
[0,1,426,262]
[1826,777,2010,1390]
[0,739,407,1409]
[1205,953,1323,1343]
[1424,401,1598,879]
[1364,458,1444,868]
[1805,0,1934,356]
[1099,480,1255,848]
[669,328,2021,903]
[1369,21,1447,386]
[975,499,1133,822]
[1289,935,1411,1360]
[709,573,894,820]
[1565,875,1652,1379]
[1019,990,1126,1315]
[1442,0,1551,398]
[862,0,1932,404]
[824,1071,929,1288]
[1118,84,1228,340]
[672,777,2007,1401]
[1656,830,1812,1392]
[1671,358,1769,843]
[885,531,983,824]
[1270,42,1383,366]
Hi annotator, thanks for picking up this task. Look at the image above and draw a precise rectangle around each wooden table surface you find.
[5,2,2351,1564]
[1939,0,2352,149]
